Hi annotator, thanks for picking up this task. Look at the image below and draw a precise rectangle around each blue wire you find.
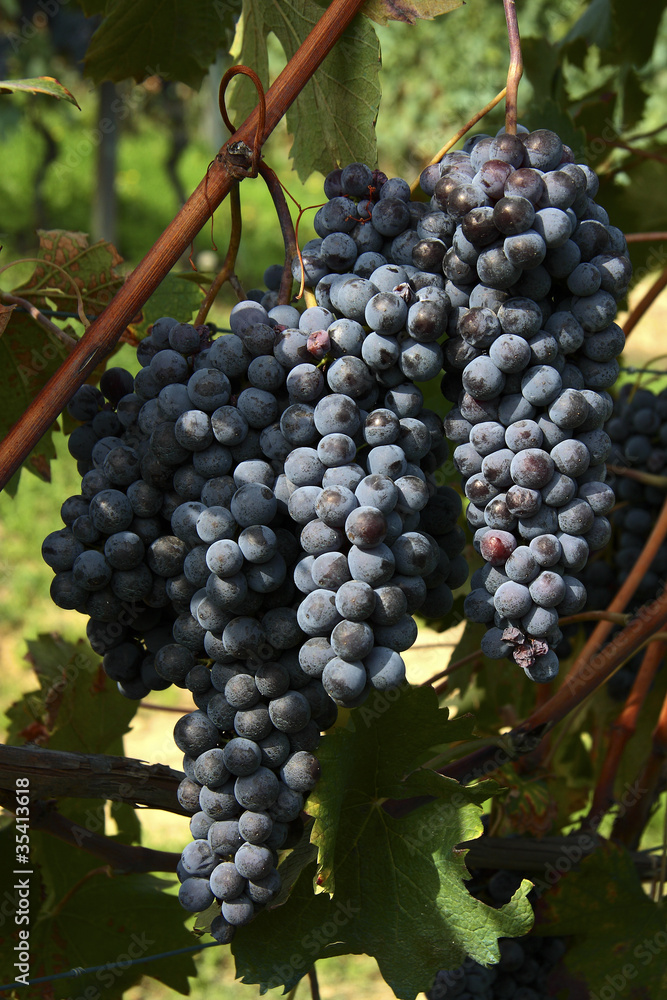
[0,941,223,990]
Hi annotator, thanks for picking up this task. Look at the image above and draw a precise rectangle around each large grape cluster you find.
[43,185,467,937]
[434,128,628,681]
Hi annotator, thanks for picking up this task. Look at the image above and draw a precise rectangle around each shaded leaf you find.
[538,843,667,998]
[0,830,195,1000]
[363,0,463,25]
[0,76,81,108]
[562,0,663,69]
[0,301,15,334]
[231,0,381,180]
[84,0,242,89]
[130,271,204,338]
[5,634,137,755]
[0,309,69,485]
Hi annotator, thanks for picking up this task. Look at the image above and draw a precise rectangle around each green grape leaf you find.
[13,229,124,316]
[597,157,667,280]
[231,0,381,180]
[0,827,194,1000]
[233,685,533,998]
[130,271,204,338]
[0,308,69,487]
[562,0,663,69]
[83,0,241,88]
[362,0,463,25]
[0,76,81,108]
[5,634,137,755]
[538,842,667,997]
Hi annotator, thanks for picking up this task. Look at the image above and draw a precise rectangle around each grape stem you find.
[502,0,523,135]
[0,293,78,348]
[611,677,667,849]
[195,181,243,324]
[0,789,180,873]
[607,465,667,489]
[625,232,667,243]
[409,88,507,194]
[423,649,484,695]
[258,161,297,306]
[583,640,666,831]
[308,967,321,1000]
[558,610,631,626]
[0,0,369,491]
[623,264,667,340]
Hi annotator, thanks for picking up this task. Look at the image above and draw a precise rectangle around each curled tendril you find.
[218,65,266,177]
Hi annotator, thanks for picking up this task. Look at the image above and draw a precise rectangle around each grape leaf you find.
[0,76,81,108]
[130,272,204,337]
[5,634,137,755]
[83,0,242,89]
[562,0,664,69]
[13,229,124,316]
[0,829,194,1000]
[233,684,533,998]
[363,0,463,25]
[0,308,69,486]
[537,842,667,998]
[231,0,381,180]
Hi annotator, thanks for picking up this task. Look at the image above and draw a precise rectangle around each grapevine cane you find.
[622,263,667,339]
[612,683,667,849]
[0,0,368,491]
[584,640,666,829]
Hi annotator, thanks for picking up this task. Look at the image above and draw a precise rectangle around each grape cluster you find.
[428,868,568,1000]
[431,128,629,681]
[45,210,464,936]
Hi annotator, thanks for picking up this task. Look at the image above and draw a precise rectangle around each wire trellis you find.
[0,941,223,992]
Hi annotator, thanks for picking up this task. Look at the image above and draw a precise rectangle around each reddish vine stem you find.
[625,232,667,243]
[195,182,243,325]
[0,0,368,491]
[583,640,666,830]
[623,264,667,340]
[258,161,297,305]
[422,648,483,688]
[502,0,523,135]
[612,680,667,849]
